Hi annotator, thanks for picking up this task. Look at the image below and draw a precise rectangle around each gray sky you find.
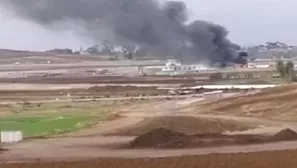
[0,0,297,51]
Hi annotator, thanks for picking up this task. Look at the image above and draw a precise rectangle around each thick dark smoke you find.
[1,0,247,65]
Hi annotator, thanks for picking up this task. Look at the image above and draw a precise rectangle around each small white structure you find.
[255,64,271,69]
[203,90,223,100]
[1,131,23,143]
[161,59,211,73]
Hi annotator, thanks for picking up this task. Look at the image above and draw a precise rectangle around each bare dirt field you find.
[2,92,297,167]
[2,150,297,168]
[0,54,297,167]
[0,85,171,102]
[189,84,297,121]
[103,116,253,136]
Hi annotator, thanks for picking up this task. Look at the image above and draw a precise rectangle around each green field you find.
[0,101,126,138]
[0,115,96,137]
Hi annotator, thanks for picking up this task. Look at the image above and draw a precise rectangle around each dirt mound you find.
[129,128,186,148]
[128,130,270,149]
[104,116,252,136]
[272,129,297,141]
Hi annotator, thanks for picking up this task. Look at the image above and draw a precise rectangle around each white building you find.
[161,60,211,72]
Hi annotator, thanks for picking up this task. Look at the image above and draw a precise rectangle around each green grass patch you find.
[0,101,118,138]
[0,100,149,138]
[0,115,97,138]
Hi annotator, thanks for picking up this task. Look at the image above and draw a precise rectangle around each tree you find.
[276,60,295,82]
[121,44,136,60]
[285,61,295,82]
[276,60,286,77]
[101,40,114,55]
[124,52,134,60]
[87,45,99,54]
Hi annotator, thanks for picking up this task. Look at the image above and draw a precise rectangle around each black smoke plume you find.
[1,0,247,65]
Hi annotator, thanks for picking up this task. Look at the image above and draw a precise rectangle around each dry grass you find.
[189,84,297,120]
[0,86,167,102]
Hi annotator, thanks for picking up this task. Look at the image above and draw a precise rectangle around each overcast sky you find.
[0,0,297,51]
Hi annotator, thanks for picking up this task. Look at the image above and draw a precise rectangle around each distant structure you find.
[245,41,297,59]
[161,59,211,73]
[47,48,73,54]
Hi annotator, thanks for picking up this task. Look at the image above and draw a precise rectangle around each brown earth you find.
[3,149,297,168]
[124,128,297,149]
[271,128,297,141]
[0,85,168,101]
[191,84,297,121]
[2,84,297,167]
[87,85,167,96]
[104,116,253,136]
[0,75,277,85]
[129,128,186,148]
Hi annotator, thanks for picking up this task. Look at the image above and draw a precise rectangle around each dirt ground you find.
[0,55,296,167]
[2,94,297,166]
[190,84,297,121]
[2,150,297,168]
[104,116,253,136]
[0,85,170,102]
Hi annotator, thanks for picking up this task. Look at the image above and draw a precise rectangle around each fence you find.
[1,131,23,143]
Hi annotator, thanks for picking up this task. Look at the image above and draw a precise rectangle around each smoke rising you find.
[1,0,246,64]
